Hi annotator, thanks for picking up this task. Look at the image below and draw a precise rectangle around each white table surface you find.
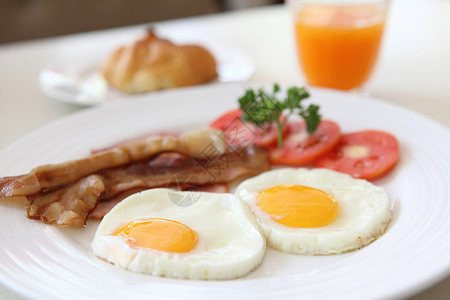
[0,0,449,299]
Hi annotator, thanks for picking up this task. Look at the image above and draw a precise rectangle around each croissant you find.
[101,31,217,93]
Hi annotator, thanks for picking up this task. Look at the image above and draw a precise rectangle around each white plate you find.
[39,42,254,106]
[0,84,449,300]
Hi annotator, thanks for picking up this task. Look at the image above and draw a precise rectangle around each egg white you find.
[235,168,392,255]
[91,188,265,280]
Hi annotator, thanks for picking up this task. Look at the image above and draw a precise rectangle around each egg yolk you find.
[257,185,338,228]
[113,218,198,253]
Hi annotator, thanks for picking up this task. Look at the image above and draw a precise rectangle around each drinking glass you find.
[289,0,390,91]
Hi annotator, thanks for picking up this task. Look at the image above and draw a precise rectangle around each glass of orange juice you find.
[290,0,390,91]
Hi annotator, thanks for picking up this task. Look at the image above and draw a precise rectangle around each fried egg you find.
[91,189,265,280]
[235,168,392,255]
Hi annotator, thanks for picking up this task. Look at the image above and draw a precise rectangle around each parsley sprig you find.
[238,84,321,148]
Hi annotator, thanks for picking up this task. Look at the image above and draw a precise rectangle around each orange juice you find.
[294,5,386,90]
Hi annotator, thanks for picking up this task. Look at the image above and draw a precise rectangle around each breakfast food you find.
[89,183,229,220]
[210,108,289,147]
[269,120,341,165]
[235,168,392,255]
[0,83,398,259]
[210,110,399,180]
[91,189,265,280]
[101,30,217,93]
[0,129,225,197]
[315,130,400,180]
[0,129,270,227]
[0,83,403,284]
[209,84,400,180]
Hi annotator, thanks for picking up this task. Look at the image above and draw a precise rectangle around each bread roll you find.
[101,31,217,93]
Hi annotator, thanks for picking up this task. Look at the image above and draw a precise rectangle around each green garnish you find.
[238,83,321,148]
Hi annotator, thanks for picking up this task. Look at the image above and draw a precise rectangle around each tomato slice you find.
[210,109,285,147]
[315,130,399,180]
[270,120,341,165]
[210,109,242,130]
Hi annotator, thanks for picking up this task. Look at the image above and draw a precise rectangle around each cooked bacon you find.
[194,183,228,193]
[97,147,267,199]
[89,187,147,220]
[89,183,228,220]
[0,128,228,198]
[0,135,181,197]
[91,132,181,154]
[0,174,41,198]
[27,175,105,227]
[2,144,268,227]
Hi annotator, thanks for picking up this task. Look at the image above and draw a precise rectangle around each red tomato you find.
[270,120,341,165]
[210,109,242,130]
[210,109,285,147]
[315,130,400,180]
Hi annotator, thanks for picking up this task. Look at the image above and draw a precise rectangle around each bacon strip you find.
[91,131,181,154]
[89,187,147,220]
[3,145,268,227]
[0,174,41,198]
[97,147,267,199]
[0,135,180,197]
[89,183,228,220]
[27,175,106,227]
